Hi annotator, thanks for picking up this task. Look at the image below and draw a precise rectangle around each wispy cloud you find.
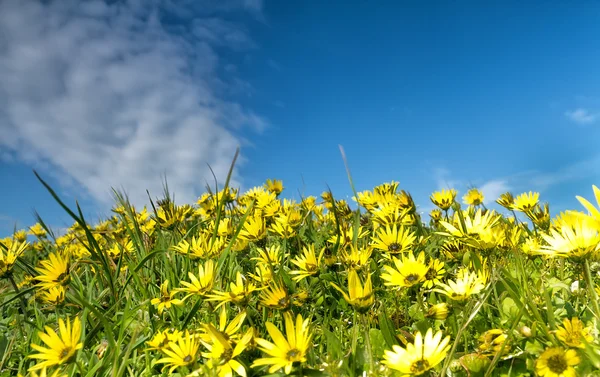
[0,0,266,207]
[565,108,598,125]
[479,180,510,205]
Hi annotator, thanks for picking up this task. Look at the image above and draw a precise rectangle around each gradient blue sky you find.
[1,0,600,235]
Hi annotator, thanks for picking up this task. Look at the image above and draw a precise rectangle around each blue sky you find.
[1,0,600,235]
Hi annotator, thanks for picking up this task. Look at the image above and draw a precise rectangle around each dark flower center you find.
[183,355,193,363]
[388,243,401,252]
[59,347,72,360]
[547,354,567,373]
[410,359,430,373]
[286,348,300,361]
[404,274,420,284]
[425,268,437,280]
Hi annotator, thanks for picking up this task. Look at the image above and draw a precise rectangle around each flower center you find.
[286,348,301,361]
[388,243,401,252]
[55,272,70,285]
[404,274,421,285]
[425,268,437,280]
[59,347,73,360]
[410,359,430,374]
[547,354,567,374]
[183,355,193,363]
[305,263,317,272]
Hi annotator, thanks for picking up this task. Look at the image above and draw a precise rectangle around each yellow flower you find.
[264,179,284,195]
[330,269,374,312]
[290,245,324,281]
[28,317,83,371]
[151,280,183,314]
[156,331,200,374]
[106,239,135,259]
[175,260,216,300]
[146,329,183,351]
[535,347,579,377]
[269,216,297,239]
[496,192,515,210]
[463,188,484,206]
[555,317,594,348]
[430,189,457,211]
[200,324,253,377]
[154,203,190,229]
[478,329,509,355]
[429,209,442,222]
[40,286,66,306]
[381,252,428,289]
[252,245,283,266]
[338,245,372,270]
[382,328,451,375]
[252,312,313,375]
[207,272,258,309]
[539,216,600,260]
[248,262,274,285]
[439,209,500,248]
[238,216,267,243]
[576,184,600,229]
[260,282,291,310]
[199,308,247,345]
[28,223,47,238]
[435,270,486,301]
[35,252,70,290]
[0,240,28,278]
[512,191,540,212]
[423,258,446,289]
[426,303,449,320]
[371,225,416,255]
[327,226,368,247]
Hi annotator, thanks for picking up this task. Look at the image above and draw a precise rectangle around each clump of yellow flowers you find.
[2,176,600,376]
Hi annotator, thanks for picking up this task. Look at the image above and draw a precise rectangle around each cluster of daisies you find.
[1,179,599,377]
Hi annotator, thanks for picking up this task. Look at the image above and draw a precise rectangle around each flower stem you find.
[583,259,600,329]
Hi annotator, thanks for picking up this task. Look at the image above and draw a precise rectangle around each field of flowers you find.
[1,158,600,376]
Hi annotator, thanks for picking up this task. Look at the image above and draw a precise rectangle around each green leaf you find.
[368,328,386,359]
[378,309,398,348]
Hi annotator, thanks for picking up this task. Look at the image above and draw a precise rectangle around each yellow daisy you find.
[430,189,457,211]
[576,184,600,229]
[150,280,183,314]
[512,191,540,212]
[381,252,428,289]
[555,317,594,349]
[175,260,216,300]
[259,282,291,310]
[371,224,416,255]
[200,324,253,377]
[264,179,284,195]
[251,312,313,375]
[382,328,451,375]
[28,317,83,371]
[290,245,325,282]
[0,240,28,278]
[330,269,374,312]
[207,272,258,309]
[463,188,484,206]
[156,331,200,374]
[535,347,579,377]
[35,252,70,290]
[434,270,486,301]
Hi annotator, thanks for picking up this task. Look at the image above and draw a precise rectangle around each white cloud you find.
[0,0,265,207]
[479,180,510,205]
[565,108,598,125]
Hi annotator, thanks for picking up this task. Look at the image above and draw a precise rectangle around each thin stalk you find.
[584,259,600,328]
